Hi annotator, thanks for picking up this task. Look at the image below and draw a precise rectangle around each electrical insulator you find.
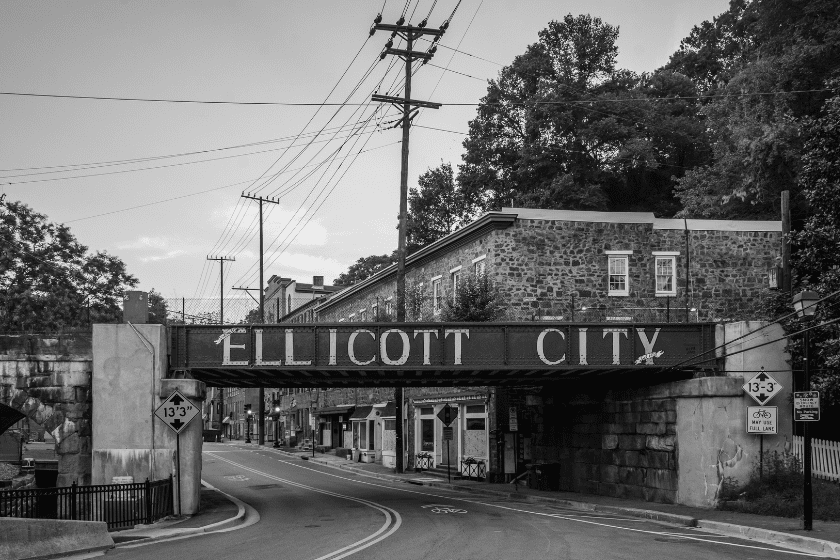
[441,20,449,31]
[369,26,376,36]
[374,13,382,24]
[396,16,405,25]
[380,51,387,60]
[433,35,441,43]
[419,18,427,28]
[386,38,393,48]
[429,46,437,54]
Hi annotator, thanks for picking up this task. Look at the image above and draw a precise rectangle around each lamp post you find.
[273,404,281,448]
[793,289,818,531]
[245,409,253,444]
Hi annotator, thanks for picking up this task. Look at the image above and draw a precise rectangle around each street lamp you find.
[273,404,281,448]
[793,290,819,531]
[245,409,253,444]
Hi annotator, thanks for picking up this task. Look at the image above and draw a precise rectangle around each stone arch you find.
[0,333,93,486]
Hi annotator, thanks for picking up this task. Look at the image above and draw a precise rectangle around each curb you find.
[113,482,250,547]
[282,451,840,557]
[697,520,840,559]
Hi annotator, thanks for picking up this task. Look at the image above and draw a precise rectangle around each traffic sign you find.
[155,389,200,434]
[443,426,454,440]
[437,404,457,426]
[794,391,820,421]
[742,369,783,406]
[746,407,777,434]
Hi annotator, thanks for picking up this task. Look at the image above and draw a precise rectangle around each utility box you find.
[123,291,149,324]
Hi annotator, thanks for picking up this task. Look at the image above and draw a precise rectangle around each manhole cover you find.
[304,524,321,528]
[248,484,282,490]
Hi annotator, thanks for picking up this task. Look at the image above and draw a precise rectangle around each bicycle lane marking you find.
[206,452,402,560]
[257,451,822,557]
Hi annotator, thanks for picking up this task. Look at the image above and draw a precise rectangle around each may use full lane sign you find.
[155,389,200,434]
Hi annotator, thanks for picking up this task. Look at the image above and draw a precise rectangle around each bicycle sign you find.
[746,406,777,434]
[421,504,467,514]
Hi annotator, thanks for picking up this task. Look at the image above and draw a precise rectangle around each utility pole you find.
[206,256,235,324]
[370,13,446,475]
[241,192,278,446]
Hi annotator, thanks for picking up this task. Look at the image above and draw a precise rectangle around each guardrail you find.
[792,436,840,482]
[0,476,174,531]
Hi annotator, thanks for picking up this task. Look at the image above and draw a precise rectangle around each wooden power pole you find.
[206,255,234,324]
[241,192,279,446]
[370,13,446,474]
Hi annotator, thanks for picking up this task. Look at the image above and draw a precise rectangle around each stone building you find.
[275,207,786,506]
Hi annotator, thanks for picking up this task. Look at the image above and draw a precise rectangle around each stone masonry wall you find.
[0,333,93,486]
[535,387,678,503]
[494,219,780,322]
[317,233,495,322]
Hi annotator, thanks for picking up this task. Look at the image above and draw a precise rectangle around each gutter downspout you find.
[128,322,157,479]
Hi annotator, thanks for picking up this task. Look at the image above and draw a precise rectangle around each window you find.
[359,309,367,322]
[349,313,356,322]
[466,418,486,430]
[371,303,378,320]
[384,419,396,431]
[431,276,442,313]
[385,298,394,317]
[368,420,375,450]
[606,251,632,296]
[653,252,679,296]
[450,266,462,303]
[466,404,485,414]
[472,255,487,276]
[421,419,434,451]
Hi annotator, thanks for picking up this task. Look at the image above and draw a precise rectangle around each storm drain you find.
[248,483,283,490]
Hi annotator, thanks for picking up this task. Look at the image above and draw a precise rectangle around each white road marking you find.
[206,452,401,560]
[250,449,822,557]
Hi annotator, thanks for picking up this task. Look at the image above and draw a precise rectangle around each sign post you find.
[154,389,200,516]
[437,405,458,483]
[743,369,782,482]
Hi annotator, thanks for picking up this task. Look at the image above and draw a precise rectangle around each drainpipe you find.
[128,322,157,479]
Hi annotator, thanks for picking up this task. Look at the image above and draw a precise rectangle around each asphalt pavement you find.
[93,441,840,560]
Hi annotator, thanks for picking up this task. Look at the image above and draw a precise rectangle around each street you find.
[100,442,823,560]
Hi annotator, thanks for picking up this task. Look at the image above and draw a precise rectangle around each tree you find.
[333,252,397,286]
[0,199,138,331]
[406,163,476,254]
[791,90,840,404]
[669,0,840,219]
[148,289,169,325]
[458,14,704,216]
[441,273,506,322]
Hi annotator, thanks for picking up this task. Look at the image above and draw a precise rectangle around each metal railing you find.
[0,476,174,531]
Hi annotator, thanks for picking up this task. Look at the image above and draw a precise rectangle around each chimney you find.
[313,276,324,289]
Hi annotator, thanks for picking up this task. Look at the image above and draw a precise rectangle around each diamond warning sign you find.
[154,389,200,434]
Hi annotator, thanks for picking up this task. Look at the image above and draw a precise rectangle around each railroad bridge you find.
[1,320,791,512]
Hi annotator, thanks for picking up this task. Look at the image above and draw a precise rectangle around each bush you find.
[718,451,840,520]
[441,273,506,322]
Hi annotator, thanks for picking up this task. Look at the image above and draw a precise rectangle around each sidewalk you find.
[110,482,251,545]
[261,443,840,558]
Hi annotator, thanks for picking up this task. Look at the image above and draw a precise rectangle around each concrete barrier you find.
[0,518,114,560]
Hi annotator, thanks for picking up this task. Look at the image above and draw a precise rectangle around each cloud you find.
[118,236,171,250]
[139,250,187,263]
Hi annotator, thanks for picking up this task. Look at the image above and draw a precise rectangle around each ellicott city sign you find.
[171,323,714,371]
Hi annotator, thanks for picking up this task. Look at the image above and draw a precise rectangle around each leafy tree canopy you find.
[0,199,138,331]
[406,162,477,254]
[458,14,707,217]
[333,252,397,287]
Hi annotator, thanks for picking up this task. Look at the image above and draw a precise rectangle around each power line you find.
[427,63,485,81]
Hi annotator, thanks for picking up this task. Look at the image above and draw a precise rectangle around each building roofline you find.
[317,211,517,311]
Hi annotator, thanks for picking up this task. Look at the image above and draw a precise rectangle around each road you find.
[101,442,825,560]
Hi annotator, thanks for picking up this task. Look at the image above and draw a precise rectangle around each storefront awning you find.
[349,406,373,420]
[316,405,354,416]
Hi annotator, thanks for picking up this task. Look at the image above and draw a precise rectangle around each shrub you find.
[441,273,506,322]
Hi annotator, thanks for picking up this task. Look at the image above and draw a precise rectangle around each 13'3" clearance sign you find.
[171,323,714,370]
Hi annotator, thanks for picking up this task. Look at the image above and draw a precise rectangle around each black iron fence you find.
[0,476,174,531]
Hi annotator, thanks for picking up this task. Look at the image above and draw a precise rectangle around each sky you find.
[0,0,729,318]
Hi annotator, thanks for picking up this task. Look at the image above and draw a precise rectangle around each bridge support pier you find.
[91,324,206,515]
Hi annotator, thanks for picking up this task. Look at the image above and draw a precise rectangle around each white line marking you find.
[206,452,401,560]
[249,449,822,557]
